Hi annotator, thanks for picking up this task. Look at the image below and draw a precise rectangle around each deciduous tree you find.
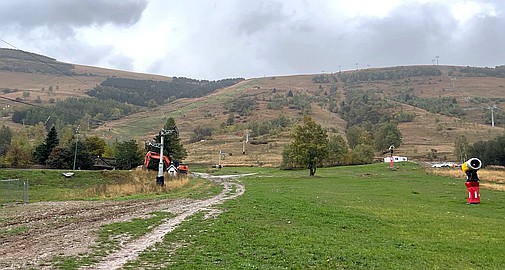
[374,122,402,152]
[287,116,328,176]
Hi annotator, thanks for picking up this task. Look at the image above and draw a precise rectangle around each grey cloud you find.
[349,2,458,66]
[107,54,135,71]
[0,0,147,29]
[236,1,287,35]
[454,15,505,67]
[240,1,503,75]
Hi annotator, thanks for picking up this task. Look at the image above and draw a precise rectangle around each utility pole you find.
[489,105,497,127]
[73,126,79,170]
[242,130,249,155]
[146,126,179,186]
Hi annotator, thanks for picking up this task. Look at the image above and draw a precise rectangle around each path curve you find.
[87,173,247,270]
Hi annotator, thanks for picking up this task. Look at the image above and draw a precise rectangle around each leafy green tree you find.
[115,140,144,170]
[147,99,158,109]
[351,144,375,164]
[468,135,505,166]
[374,122,402,152]
[190,126,213,143]
[346,125,372,149]
[33,126,59,164]
[226,113,235,126]
[280,143,296,170]
[84,136,107,157]
[454,135,470,162]
[326,134,349,166]
[286,116,329,176]
[4,133,32,168]
[0,125,12,156]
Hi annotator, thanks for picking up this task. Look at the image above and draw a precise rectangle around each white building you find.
[384,156,408,163]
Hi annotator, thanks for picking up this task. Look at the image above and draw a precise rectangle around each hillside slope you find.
[1,48,505,166]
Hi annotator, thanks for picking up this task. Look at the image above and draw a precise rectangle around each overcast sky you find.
[0,0,503,80]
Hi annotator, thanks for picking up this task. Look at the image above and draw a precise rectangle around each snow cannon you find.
[461,158,482,204]
[462,158,482,181]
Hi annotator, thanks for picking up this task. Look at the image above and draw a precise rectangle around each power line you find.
[0,95,46,109]
[0,38,96,90]
[0,39,110,126]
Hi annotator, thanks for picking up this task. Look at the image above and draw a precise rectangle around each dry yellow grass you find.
[427,168,505,191]
[85,170,190,198]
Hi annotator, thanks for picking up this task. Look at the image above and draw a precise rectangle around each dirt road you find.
[0,173,247,270]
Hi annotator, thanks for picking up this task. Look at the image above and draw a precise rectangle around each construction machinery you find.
[143,151,189,175]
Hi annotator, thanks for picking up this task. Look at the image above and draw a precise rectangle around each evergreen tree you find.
[146,117,187,162]
[115,140,144,170]
[33,126,59,164]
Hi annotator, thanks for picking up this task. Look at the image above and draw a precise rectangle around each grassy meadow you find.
[0,169,218,202]
[118,163,505,269]
[3,163,505,269]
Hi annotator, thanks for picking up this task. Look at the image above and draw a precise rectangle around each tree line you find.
[339,66,442,83]
[0,118,186,170]
[393,88,465,117]
[458,65,505,78]
[12,97,138,127]
[88,77,244,107]
[455,133,505,166]
[281,117,402,176]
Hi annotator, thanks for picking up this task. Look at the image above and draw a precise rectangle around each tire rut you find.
[84,174,245,270]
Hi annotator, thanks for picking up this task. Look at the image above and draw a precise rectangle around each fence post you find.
[23,180,29,203]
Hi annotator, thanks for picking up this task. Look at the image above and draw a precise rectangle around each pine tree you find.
[144,118,187,170]
[34,126,59,164]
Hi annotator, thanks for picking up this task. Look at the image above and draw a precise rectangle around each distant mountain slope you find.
[1,48,505,165]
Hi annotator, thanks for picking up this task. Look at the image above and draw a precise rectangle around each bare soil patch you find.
[0,173,246,270]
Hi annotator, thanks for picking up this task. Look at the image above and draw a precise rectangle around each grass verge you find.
[0,170,219,202]
[121,162,505,269]
[51,211,175,270]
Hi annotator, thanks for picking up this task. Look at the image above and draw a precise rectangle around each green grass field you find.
[3,163,505,269]
[124,163,505,269]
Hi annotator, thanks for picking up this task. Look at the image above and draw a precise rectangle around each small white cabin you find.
[384,156,408,163]
[167,164,178,177]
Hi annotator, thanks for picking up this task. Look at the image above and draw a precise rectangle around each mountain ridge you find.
[1,48,504,166]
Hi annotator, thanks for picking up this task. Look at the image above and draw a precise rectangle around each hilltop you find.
[1,48,505,166]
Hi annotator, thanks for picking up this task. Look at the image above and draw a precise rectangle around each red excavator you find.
[143,151,189,174]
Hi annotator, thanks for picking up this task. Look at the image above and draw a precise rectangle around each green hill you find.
[1,48,505,166]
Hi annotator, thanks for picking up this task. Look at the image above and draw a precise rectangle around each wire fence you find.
[0,178,29,204]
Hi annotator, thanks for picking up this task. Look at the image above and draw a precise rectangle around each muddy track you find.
[0,173,246,270]
[87,174,245,269]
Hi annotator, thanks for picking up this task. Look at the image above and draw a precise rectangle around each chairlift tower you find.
[242,130,249,155]
[146,126,178,186]
[489,105,497,127]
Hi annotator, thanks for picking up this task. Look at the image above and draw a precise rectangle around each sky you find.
[0,0,504,80]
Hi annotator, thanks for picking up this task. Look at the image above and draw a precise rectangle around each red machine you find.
[143,151,171,170]
[143,151,189,174]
